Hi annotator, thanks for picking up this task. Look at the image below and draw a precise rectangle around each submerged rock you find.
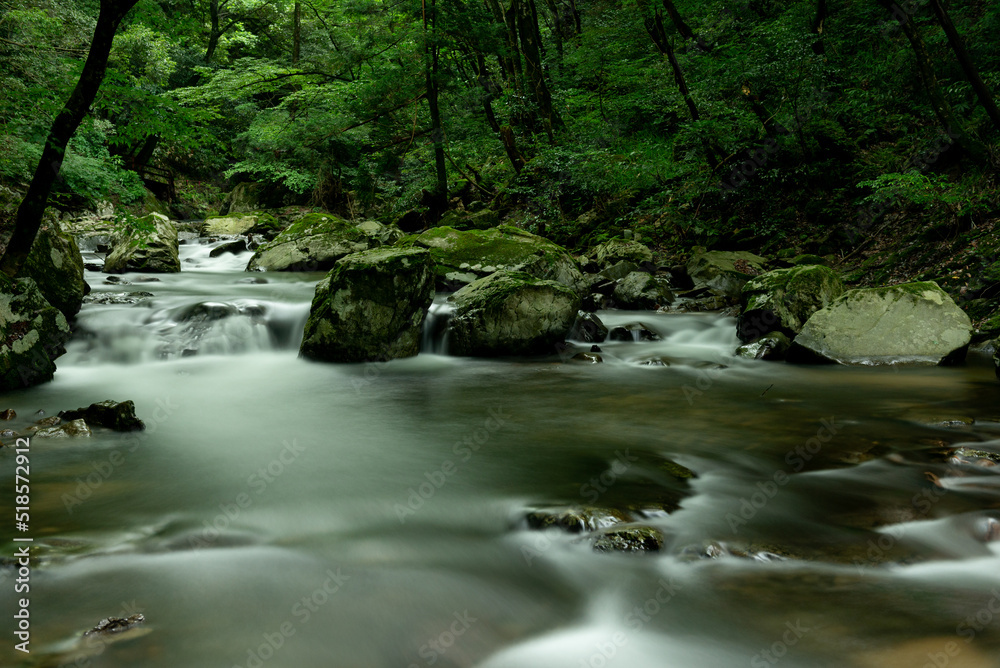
[525,506,630,533]
[446,270,580,356]
[607,323,661,342]
[247,213,402,272]
[34,418,91,438]
[84,614,146,637]
[686,250,767,301]
[104,213,180,273]
[788,282,972,365]
[0,409,14,420]
[59,400,146,432]
[567,311,608,343]
[0,275,72,390]
[737,265,843,343]
[300,247,435,363]
[403,226,585,293]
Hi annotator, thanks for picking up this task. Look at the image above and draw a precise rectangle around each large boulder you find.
[737,265,843,343]
[18,221,86,319]
[299,247,435,363]
[612,271,674,310]
[201,211,282,238]
[446,270,580,356]
[246,213,402,272]
[404,225,585,293]
[788,282,972,365]
[0,275,72,390]
[589,238,653,269]
[218,182,266,215]
[103,213,179,273]
[686,250,767,301]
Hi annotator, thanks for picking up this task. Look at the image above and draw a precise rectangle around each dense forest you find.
[2,0,1000,315]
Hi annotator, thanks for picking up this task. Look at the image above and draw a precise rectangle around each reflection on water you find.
[1,241,999,668]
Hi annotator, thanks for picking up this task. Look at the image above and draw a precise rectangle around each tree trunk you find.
[0,0,140,278]
[811,0,826,54]
[876,0,986,161]
[928,0,1000,135]
[514,0,561,139]
[293,2,301,63]
[423,0,447,219]
[206,0,221,63]
[662,0,694,41]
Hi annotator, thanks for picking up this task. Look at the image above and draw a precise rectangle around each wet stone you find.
[84,614,146,637]
[0,409,14,420]
[592,526,665,553]
[608,323,661,342]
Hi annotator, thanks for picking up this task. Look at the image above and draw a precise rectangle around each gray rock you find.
[18,220,86,318]
[612,272,674,310]
[0,276,71,390]
[447,270,580,356]
[589,238,654,268]
[736,332,792,360]
[299,247,435,363]
[788,282,972,365]
[246,213,400,272]
[104,213,180,273]
[567,312,608,343]
[738,265,843,342]
[593,526,665,553]
[686,250,767,301]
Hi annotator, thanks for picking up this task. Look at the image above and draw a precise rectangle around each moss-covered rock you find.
[686,250,768,301]
[103,213,180,273]
[446,270,580,356]
[403,225,585,293]
[18,221,86,319]
[436,208,499,230]
[0,275,72,390]
[201,211,282,238]
[299,247,435,363]
[589,238,654,268]
[612,271,674,310]
[788,282,972,366]
[737,265,843,342]
[246,212,401,272]
[592,526,665,553]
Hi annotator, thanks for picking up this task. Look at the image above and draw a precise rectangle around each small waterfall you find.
[421,297,455,355]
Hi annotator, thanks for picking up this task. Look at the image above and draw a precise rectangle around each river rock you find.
[59,400,145,432]
[201,211,282,238]
[525,506,630,533]
[686,250,767,301]
[567,312,608,342]
[612,272,674,310]
[736,331,792,360]
[403,226,585,293]
[788,282,972,365]
[299,247,435,363]
[0,275,72,390]
[18,221,86,318]
[84,614,146,637]
[599,260,641,282]
[446,270,580,356]
[34,418,91,438]
[246,213,401,272]
[608,322,661,342]
[103,213,180,273]
[589,238,654,268]
[738,265,843,342]
[592,526,665,553]
[0,409,14,420]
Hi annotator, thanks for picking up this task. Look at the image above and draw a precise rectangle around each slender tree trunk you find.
[0,0,139,278]
[514,0,561,139]
[876,0,986,161]
[423,0,447,219]
[811,0,826,54]
[293,2,301,63]
[661,0,694,41]
[206,0,221,62]
[928,0,1000,135]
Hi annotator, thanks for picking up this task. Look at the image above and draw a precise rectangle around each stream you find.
[2,236,1000,668]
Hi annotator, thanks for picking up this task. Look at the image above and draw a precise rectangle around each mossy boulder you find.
[103,213,180,273]
[0,275,72,390]
[737,265,843,343]
[686,250,767,301]
[403,225,585,293]
[201,211,282,238]
[788,282,972,365]
[18,221,86,318]
[246,213,401,272]
[612,271,674,310]
[589,238,654,268]
[299,247,435,363]
[446,270,580,356]
[436,209,499,231]
[218,182,266,215]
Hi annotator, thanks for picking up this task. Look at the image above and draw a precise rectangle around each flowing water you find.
[2,237,1000,668]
